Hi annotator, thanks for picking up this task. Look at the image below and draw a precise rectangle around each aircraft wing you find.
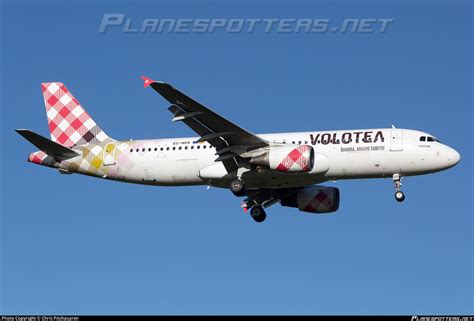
[142,76,268,171]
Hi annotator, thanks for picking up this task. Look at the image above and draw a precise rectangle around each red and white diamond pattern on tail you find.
[276,145,312,172]
[42,82,110,147]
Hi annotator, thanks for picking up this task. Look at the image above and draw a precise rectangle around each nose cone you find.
[447,147,461,167]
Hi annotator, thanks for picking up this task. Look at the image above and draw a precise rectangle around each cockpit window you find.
[420,136,441,143]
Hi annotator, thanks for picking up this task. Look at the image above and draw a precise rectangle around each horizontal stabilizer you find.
[15,129,80,160]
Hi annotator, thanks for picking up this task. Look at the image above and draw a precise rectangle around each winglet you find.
[141,75,155,88]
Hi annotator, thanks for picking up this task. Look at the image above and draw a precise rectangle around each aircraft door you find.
[103,143,116,166]
[390,129,403,151]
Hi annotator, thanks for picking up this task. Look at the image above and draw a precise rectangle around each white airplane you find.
[17,76,461,222]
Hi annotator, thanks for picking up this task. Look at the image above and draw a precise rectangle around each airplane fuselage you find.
[42,128,459,190]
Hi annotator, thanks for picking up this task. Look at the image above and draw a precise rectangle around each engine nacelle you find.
[281,186,340,214]
[250,145,314,173]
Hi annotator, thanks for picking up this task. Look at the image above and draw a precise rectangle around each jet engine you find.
[250,145,314,173]
[280,186,340,214]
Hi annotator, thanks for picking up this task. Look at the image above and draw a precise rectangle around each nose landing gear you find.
[393,174,405,202]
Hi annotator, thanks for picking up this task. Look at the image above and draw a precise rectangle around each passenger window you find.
[154,147,157,151]
[172,147,176,150]
[178,146,182,150]
[136,149,139,152]
[142,148,145,152]
[427,137,435,142]
[148,148,151,152]
[191,146,194,149]
[203,145,207,149]
[166,147,170,151]
[292,141,295,144]
[298,141,301,144]
[197,146,200,149]
[160,147,163,151]
[185,146,188,150]
[130,149,133,152]
[420,136,426,142]
[304,141,308,144]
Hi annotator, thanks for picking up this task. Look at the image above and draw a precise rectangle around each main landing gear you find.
[393,173,405,202]
[250,206,267,223]
[230,179,246,197]
[232,180,278,223]
[241,195,279,223]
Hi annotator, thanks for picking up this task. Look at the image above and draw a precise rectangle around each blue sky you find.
[1,0,472,315]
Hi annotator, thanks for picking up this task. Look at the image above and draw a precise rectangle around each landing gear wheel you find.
[395,191,405,202]
[230,179,246,197]
[392,174,405,203]
[250,206,266,223]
